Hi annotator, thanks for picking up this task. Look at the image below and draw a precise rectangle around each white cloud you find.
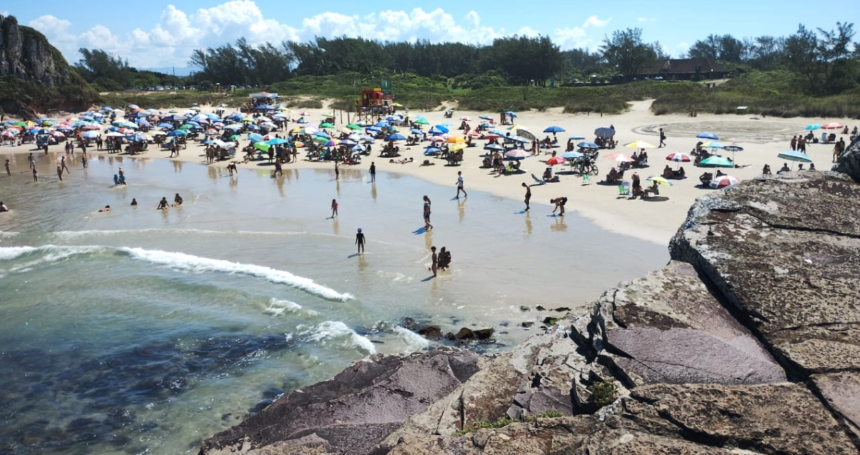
[636,17,657,23]
[582,15,611,28]
[27,3,609,68]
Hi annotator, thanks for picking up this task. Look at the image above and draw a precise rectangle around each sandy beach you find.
[4,99,850,245]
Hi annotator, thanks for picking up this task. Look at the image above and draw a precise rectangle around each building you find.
[637,58,728,81]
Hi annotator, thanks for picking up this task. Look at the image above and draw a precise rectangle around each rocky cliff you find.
[0,14,97,117]
[199,169,860,455]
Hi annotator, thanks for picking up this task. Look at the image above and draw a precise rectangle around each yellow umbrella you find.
[448,143,466,152]
[446,136,466,144]
[646,176,674,186]
[624,140,656,149]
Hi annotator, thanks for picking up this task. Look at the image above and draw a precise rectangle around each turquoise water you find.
[0,152,667,454]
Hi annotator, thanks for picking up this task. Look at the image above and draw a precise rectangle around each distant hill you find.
[0,14,98,118]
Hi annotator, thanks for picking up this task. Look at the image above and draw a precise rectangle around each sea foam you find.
[393,326,430,353]
[305,321,376,355]
[119,247,353,302]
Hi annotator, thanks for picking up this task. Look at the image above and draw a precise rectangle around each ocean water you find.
[0,152,667,454]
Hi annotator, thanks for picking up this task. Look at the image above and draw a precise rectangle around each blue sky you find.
[3,1,853,68]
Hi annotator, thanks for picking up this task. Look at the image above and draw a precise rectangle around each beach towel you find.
[531,174,546,185]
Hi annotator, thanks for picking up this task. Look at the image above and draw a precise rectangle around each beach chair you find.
[618,182,630,196]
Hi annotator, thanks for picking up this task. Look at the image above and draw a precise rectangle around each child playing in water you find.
[331,199,338,218]
[355,228,365,254]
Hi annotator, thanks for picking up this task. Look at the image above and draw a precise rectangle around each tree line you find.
[77,22,858,95]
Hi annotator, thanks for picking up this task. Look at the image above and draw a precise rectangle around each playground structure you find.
[354,87,394,123]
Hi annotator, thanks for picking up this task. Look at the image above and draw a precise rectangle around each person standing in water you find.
[331,199,338,218]
[81,152,88,169]
[522,182,531,211]
[56,164,63,182]
[429,246,438,278]
[369,162,376,182]
[157,197,169,210]
[32,167,38,182]
[423,195,433,230]
[60,156,70,174]
[355,228,365,255]
[173,193,183,206]
[28,153,35,170]
[551,197,568,216]
[335,161,340,180]
[4,158,10,176]
[455,171,467,198]
[131,198,138,207]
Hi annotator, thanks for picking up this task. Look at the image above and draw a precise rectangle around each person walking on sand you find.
[429,246,438,278]
[331,199,338,218]
[659,128,666,148]
[355,228,366,255]
[370,162,376,182]
[455,171,467,198]
[790,135,797,151]
[551,197,568,216]
[522,182,531,211]
[423,195,433,230]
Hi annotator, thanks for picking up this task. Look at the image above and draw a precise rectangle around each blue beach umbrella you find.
[505,111,517,118]
[166,130,187,137]
[351,144,366,153]
[561,151,584,159]
[479,115,493,120]
[433,125,450,134]
[385,134,407,141]
[266,138,290,145]
[81,131,100,139]
[578,142,599,149]
[424,147,441,155]
[247,133,263,143]
[544,126,565,133]
[805,124,821,131]
[484,144,505,151]
[410,129,424,135]
[157,123,173,129]
[777,150,813,163]
[697,132,719,140]
[568,135,586,140]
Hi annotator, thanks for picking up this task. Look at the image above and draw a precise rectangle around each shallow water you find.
[0,151,667,454]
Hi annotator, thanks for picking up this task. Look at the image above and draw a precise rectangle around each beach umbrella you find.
[823,122,843,129]
[624,140,656,149]
[166,130,187,137]
[81,131,100,139]
[319,122,335,129]
[698,156,735,168]
[324,139,339,147]
[647,176,674,186]
[0,131,16,138]
[505,111,517,118]
[312,131,330,138]
[424,147,441,155]
[805,124,821,131]
[374,121,390,128]
[254,142,271,152]
[544,126,565,133]
[433,125,450,134]
[346,124,362,130]
[547,156,566,166]
[366,126,382,133]
[446,136,466,144]
[414,118,429,125]
[697,132,719,140]
[578,142,599,149]
[479,115,493,121]
[266,138,290,145]
[594,127,615,138]
[516,128,536,141]
[604,153,634,163]
[157,123,173,129]
[385,133,407,141]
[483,133,501,139]
[484,144,505,152]
[410,128,424,135]
[51,131,65,138]
[459,116,471,121]
[710,175,741,189]
[351,144,366,153]
[561,151,583,160]
[105,132,124,137]
[448,143,467,152]
[313,136,330,143]
[568,135,586,140]
[701,141,724,149]
[777,150,813,163]
[340,139,356,146]
[666,152,691,162]
[128,104,139,109]
[509,136,531,143]
[505,149,529,160]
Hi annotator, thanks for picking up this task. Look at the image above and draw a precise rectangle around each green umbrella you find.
[254,142,271,152]
[319,122,335,129]
[229,134,239,141]
[313,136,329,143]
[414,118,429,125]
[346,124,361,130]
[178,124,193,130]
[13,121,27,127]
[698,156,735,168]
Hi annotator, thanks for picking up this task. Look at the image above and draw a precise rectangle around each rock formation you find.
[0,15,96,116]
[834,136,860,182]
[200,171,860,455]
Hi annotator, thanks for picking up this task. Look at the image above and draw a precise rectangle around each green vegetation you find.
[588,382,618,407]
[535,410,564,418]
[458,417,517,435]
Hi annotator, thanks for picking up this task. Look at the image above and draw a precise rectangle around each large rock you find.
[387,382,856,454]
[812,373,860,440]
[582,261,785,386]
[198,349,481,455]
[833,136,860,182]
[670,172,860,376]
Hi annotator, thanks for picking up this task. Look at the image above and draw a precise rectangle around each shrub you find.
[588,382,617,407]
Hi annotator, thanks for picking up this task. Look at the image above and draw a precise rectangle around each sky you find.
[3,1,853,70]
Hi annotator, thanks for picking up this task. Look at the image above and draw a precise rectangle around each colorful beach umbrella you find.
[805,124,821,131]
[448,143,467,152]
[647,176,674,186]
[710,175,741,189]
[624,140,656,149]
[666,152,691,162]
[604,153,634,163]
[822,122,843,129]
[504,149,529,160]
[698,156,734,168]
[546,156,566,165]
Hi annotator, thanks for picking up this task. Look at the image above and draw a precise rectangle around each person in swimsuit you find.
[331,199,338,218]
[131,198,138,206]
[522,182,531,211]
[157,197,169,210]
[423,195,433,230]
[355,228,365,254]
[4,159,10,176]
[0,201,8,212]
[429,246,437,278]
[455,171,467,198]
[98,205,111,213]
[551,197,568,216]
[173,193,183,206]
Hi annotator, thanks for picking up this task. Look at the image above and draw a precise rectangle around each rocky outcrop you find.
[834,136,860,182]
[200,172,860,454]
[0,15,97,116]
[199,349,482,455]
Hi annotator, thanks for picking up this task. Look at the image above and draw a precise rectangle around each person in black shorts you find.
[370,162,376,182]
[551,197,568,216]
